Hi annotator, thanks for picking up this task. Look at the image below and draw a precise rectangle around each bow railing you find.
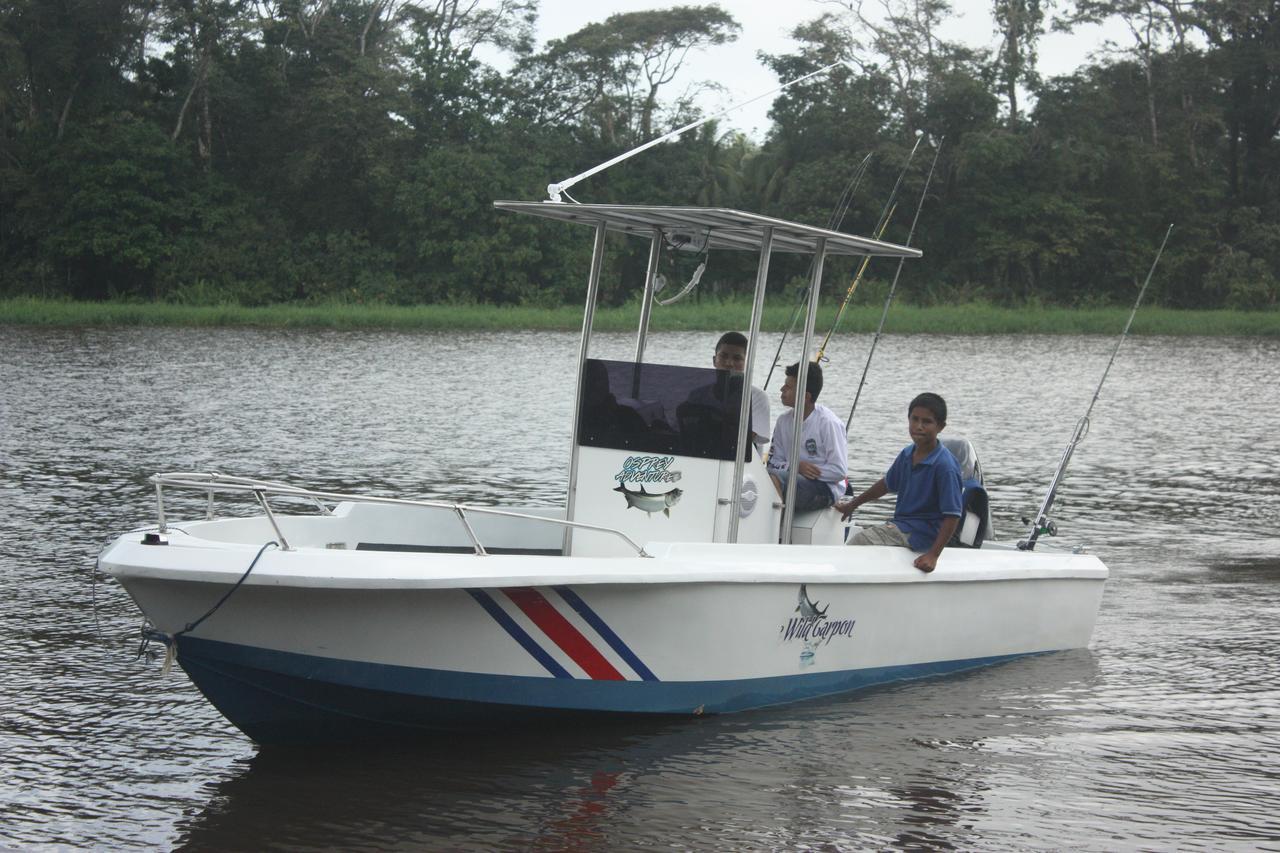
[149,472,649,557]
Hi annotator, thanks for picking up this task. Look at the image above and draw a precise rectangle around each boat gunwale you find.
[101,533,1109,589]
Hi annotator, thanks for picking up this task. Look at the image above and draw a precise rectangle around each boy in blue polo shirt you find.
[834,392,963,573]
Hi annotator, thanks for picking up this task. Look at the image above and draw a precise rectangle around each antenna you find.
[546,61,853,203]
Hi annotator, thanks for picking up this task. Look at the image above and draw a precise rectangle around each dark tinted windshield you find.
[577,358,751,461]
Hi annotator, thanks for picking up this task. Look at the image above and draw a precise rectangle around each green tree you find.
[0,0,145,141]
[1186,0,1280,208]
[14,116,193,298]
[760,18,897,225]
[1204,206,1280,307]
[993,0,1050,125]
[829,0,964,132]
[521,4,739,150]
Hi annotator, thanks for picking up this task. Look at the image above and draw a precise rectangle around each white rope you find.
[654,261,705,305]
[160,643,176,676]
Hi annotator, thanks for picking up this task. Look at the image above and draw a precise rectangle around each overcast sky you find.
[532,1,1131,139]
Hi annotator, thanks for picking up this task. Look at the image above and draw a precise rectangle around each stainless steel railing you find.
[150,472,650,557]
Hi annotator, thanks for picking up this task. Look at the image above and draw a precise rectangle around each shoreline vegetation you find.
[1,297,1277,336]
[7,5,1280,317]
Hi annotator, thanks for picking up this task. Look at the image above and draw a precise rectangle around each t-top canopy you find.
[494,201,923,259]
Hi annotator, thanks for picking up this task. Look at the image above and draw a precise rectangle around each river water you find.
[2,326,1278,850]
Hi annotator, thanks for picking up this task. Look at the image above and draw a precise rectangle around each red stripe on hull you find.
[502,588,626,681]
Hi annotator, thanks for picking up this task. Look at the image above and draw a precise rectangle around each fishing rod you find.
[814,202,895,363]
[765,133,922,388]
[845,135,945,430]
[814,132,925,365]
[1017,223,1175,551]
[763,151,873,389]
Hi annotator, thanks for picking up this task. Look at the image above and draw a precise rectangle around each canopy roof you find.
[494,201,922,259]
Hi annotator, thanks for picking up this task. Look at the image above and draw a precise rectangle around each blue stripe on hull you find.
[175,636,1027,745]
[552,585,659,682]
[465,588,573,678]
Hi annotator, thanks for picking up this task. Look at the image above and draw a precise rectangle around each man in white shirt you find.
[767,361,847,511]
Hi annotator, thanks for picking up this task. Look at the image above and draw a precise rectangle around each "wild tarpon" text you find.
[780,615,857,645]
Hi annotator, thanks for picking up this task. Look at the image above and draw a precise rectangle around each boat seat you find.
[941,436,991,548]
[789,506,844,545]
[951,487,990,548]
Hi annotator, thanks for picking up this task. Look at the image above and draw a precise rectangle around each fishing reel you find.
[1020,515,1058,537]
[1016,516,1058,551]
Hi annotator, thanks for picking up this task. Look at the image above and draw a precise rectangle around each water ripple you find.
[2,329,1278,849]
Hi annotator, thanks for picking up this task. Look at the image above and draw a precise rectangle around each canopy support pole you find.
[728,226,773,542]
[780,237,826,544]
[634,228,661,365]
[563,219,608,556]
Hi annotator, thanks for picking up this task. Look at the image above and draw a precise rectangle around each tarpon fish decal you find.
[613,483,683,517]
[795,584,828,619]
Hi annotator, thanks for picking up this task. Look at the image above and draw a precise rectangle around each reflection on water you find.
[2,327,1279,849]
[171,654,1102,852]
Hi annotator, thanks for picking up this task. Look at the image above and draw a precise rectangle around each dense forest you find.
[1,0,1278,310]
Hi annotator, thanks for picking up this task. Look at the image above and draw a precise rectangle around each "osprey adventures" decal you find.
[613,455,683,517]
[613,483,683,517]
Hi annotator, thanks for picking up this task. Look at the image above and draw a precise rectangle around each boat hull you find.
[106,536,1106,744]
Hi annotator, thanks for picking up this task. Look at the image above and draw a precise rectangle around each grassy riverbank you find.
[2,297,1277,335]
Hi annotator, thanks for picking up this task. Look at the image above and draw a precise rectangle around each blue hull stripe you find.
[465,588,571,678]
[553,585,658,682]
[172,635,1034,744]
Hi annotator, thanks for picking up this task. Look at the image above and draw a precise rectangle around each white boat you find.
[100,202,1107,744]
